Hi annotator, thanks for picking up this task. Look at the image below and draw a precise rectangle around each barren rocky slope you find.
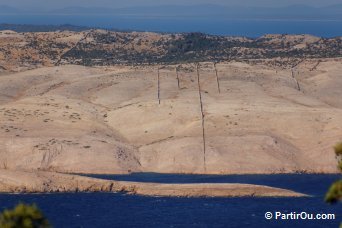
[0,30,341,177]
[0,59,341,175]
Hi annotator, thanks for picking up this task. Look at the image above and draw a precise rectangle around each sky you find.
[1,0,341,10]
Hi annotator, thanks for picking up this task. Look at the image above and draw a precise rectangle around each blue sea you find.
[0,174,341,227]
[0,15,342,37]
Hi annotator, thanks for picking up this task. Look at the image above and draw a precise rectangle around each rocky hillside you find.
[0,29,341,71]
[0,60,341,174]
[0,29,341,175]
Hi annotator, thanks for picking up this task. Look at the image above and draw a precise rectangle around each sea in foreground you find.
[0,174,341,227]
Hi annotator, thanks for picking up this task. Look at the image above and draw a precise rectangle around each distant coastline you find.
[1,21,342,36]
[0,15,341,37]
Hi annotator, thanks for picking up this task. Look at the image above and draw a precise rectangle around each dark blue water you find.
[0,174,341,227]
[1,15,342,37]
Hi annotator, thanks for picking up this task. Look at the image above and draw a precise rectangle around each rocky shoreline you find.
[0,170,307,197]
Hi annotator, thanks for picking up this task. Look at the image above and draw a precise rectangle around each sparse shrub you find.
[325,180,342,204]
[0,203,50,228]
[326,142,342,204]
[335,143,342,157]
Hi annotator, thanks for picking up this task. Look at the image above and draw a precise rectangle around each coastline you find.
[0,169,307,197]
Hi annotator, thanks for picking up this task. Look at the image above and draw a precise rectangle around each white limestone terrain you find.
[0,60,341,175]
[0,30,341,196]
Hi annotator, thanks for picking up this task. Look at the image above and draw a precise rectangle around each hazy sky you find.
[1,0,341,10]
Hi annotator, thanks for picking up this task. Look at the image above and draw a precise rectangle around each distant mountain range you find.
[0,23,93,32]
[1,4,342,20]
